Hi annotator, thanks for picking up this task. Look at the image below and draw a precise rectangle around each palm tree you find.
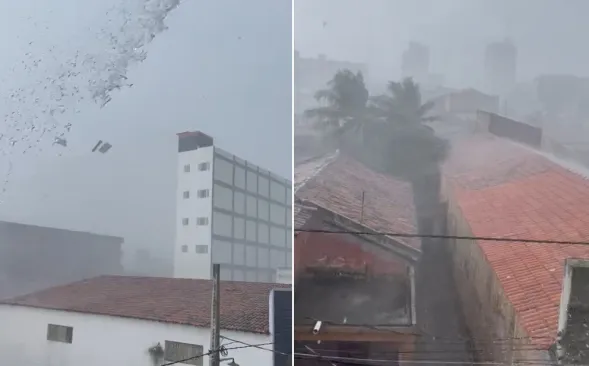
[370,77,436,125]
[303,69,370,143]
[362,78,449,242]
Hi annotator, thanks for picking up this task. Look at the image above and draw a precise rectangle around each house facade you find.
[294,151,473,364]
[0,276,290,366]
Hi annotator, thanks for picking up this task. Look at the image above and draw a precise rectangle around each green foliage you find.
[304,69,369,139]
[304,73,448,181]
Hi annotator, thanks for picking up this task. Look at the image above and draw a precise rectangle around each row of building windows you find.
[213,185,291,227]
[213,156,291,204]
[181,217,209,226]
[181,244,209,254]
[211,240,291,269]
[183,162,210,173]
[182,189,210,199]
[212,211,292,248]
[219,266,276,283]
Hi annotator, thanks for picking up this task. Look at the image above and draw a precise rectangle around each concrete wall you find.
[175,145,214,280]
[0,305,272,366]
[443,189,551,363]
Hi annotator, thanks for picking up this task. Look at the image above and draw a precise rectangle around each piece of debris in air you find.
[53,137,67,147]
[92,140,112,154]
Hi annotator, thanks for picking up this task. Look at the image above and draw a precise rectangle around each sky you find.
[0,0,292,271]
[295,0,589,88]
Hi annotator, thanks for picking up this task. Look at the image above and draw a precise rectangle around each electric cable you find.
[160,341,273,366]
[294,228,589,246]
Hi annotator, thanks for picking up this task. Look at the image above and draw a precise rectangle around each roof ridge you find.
[507,137,589,181]
[294,150,339,194]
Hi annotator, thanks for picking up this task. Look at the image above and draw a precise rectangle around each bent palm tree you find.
[304,69,370,143]
[362,78,448,243]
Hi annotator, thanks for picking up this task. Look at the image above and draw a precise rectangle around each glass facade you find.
[211,148,291,282]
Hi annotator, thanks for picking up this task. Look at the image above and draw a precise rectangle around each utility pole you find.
[209,264,221,366]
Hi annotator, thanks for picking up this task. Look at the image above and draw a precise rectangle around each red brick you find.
[0,276,289,334]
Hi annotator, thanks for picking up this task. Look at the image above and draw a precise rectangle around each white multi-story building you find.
[174,131,292,283]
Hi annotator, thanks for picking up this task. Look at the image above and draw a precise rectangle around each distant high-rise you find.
[484,39,517,97]
[401,42,430,83]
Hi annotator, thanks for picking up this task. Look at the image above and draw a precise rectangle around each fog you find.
[293,1,589,364]
[296,0,589,87]
[0,0,292,277]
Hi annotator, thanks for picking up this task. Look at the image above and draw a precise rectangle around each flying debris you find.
[92,140,112,154]
[53,137,67,147]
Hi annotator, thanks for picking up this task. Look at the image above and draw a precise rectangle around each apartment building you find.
[174,131,292,283]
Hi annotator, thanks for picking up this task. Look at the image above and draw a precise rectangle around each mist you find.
[0,0,292,276]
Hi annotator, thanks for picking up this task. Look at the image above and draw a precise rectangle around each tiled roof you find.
[0,276,290,334]
[295,153,418,248]
[446,135,589,348]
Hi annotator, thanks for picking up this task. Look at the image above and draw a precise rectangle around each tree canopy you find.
[304,71,448,182]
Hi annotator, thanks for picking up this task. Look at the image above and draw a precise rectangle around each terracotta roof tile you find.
[0,276,290,334]
[295,154,418,247]
[447,135,589,348]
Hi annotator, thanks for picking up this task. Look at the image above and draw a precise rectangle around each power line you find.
[209,335,557,366]
[293,352,556,365]
[220,335,286,355]
[294,228,589,246]
[160,342,274,366]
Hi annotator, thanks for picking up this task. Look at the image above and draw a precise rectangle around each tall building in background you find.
[294,51,368,118]
[174,131,292,283]
[401,42,430,84]
[484,39,517,97]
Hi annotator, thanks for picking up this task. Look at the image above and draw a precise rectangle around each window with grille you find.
[195,245,208,254]
[196,217,209,226]
[183,191,190,199]
[164,340,203,366]
[182,218,189,226]
[184,164,191,173]
[197,189,210,198]
[47,324,73,344]
[198,162,210,171]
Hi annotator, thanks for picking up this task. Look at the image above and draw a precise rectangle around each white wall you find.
[174,146,214,279]
[0,305,272,366]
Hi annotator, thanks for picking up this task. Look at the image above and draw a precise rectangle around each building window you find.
[164,341,204,366]
[181,245,188,253]
[47,324,73,344]
[196,217,209,226]
[182,218,189,226]
[197,189,210,198]
[184,164,190,173]
[183,191,190,199]
[195,245,208,254]
[198,162,210,171]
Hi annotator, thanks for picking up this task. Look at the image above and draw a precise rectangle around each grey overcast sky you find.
[295,0,589,87]
[0,0,292,270]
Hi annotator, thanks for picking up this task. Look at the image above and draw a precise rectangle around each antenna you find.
[360,191,365,224]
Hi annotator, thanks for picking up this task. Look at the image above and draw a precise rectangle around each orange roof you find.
[295,153,418,248]
[446,135,589,348]
[1,276,290,334]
